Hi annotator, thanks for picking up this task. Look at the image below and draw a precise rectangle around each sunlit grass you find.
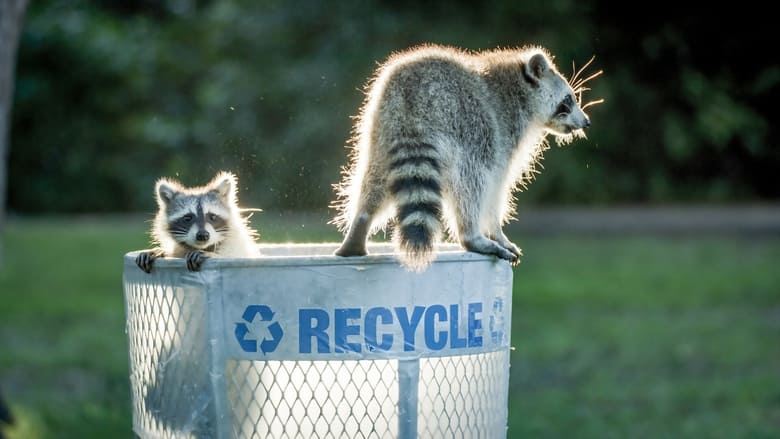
[1,216,778,438]
[508,234,780,438]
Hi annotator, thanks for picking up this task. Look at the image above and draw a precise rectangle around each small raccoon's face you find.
[166,196,230,250]
[156,179,233,251]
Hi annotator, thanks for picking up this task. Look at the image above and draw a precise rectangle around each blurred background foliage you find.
[7,0,778,213]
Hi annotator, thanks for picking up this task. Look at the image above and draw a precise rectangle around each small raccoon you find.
[136,171,259,273]
[332,44,601,270]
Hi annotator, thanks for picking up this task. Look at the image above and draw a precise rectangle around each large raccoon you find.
[136,171,259,272]
[332,44,601,270]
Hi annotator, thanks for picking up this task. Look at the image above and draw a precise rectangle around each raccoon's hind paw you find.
[136,249,164,273]
[334,242,368,257]
[185,250,208,271]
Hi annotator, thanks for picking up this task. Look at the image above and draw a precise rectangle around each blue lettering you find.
[298,302,487,355]
[449,304,467,348]
[468,302,483,347]
[424,305,448,350]
[299,308,329,353]
[365,307,393,351]
[335,308,362,353]
[395,306,425,352]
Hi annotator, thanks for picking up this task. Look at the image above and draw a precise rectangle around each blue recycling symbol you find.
[235,305,284,354]
[489,298,505,344]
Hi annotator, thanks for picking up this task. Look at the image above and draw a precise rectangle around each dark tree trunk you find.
[0,0,29,262]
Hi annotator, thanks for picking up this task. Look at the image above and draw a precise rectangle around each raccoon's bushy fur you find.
[137,171,259,272]
[332,44,599,270]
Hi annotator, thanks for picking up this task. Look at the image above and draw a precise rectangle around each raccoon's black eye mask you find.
[555,95,574,116]
[169,215,194,234]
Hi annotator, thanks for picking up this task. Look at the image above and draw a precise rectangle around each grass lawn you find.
[1,215,779,438]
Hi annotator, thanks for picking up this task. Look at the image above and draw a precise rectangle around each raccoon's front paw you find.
[136,250,162,273]
[463,236,518,265]
[489,233,522,266]
[498,240,523,265]
[497,247,520,266]
[505,244,522,264]
[185,251,208,271]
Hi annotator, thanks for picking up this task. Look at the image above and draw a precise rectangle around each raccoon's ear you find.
[156,180,178,206]
[524,53,551,84]
[211,172,236,203]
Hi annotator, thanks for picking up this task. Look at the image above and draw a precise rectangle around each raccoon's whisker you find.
[581,99,605,110]
[574,87,593,106]
[580,69,603,86]
[571,69,603,92]
[570,60,577,85]
[240,208,263,220]
[569,55,595,88]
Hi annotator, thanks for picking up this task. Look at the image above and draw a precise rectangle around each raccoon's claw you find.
[136,251,157,273]
[490,234,522,265]
[497,248,519,265]
[185,250,208,271]
[503,243,522,266]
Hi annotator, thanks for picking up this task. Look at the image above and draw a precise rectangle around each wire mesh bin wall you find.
[123,243,513,439]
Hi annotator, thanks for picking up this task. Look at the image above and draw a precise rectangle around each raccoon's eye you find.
[182,214,194,222]
[555,95,574,116]
[207,213,218,222]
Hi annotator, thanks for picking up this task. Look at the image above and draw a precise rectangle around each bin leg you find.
[397,359,419,439]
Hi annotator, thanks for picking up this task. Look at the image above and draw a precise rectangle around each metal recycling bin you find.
[123,243,513,439]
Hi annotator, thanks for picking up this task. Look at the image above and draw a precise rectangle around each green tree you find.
[8,0,778,214]
[0,0,29,262]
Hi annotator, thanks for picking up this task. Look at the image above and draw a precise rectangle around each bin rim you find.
[124,242,503,269]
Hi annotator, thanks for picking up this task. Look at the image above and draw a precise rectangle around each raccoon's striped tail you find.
[388,141,443,271]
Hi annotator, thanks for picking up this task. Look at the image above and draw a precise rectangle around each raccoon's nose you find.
[583,117,591,128]
[196,231,210,242]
